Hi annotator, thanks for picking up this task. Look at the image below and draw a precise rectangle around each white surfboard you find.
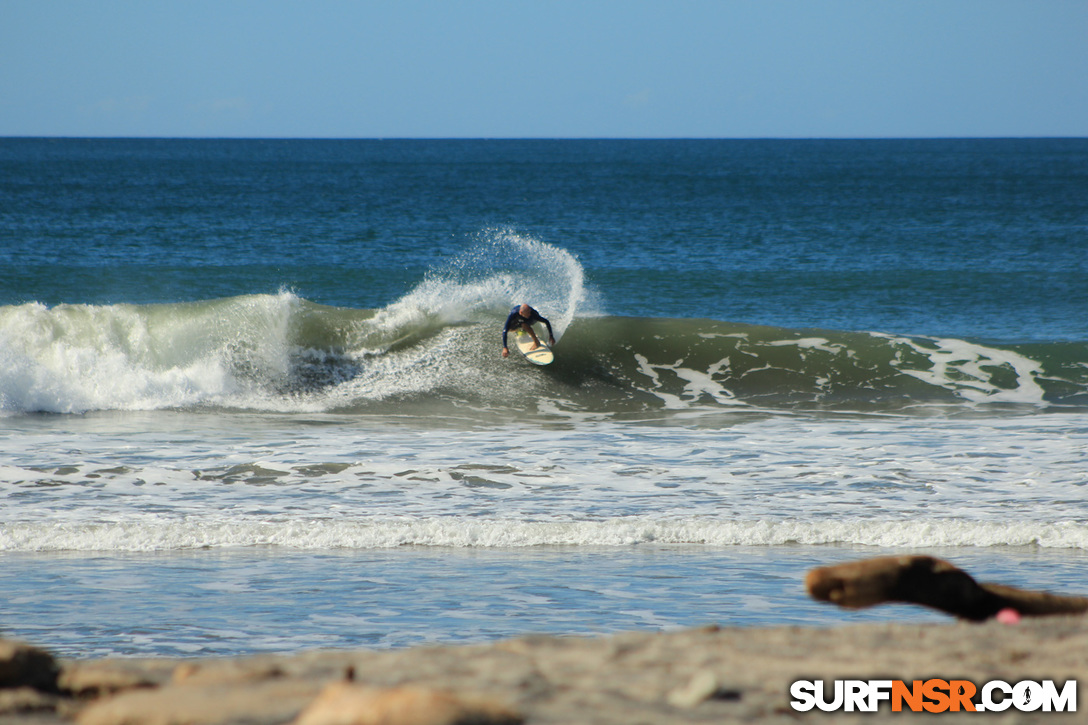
[513,326,554,366]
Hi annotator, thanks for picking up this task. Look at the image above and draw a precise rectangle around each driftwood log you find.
[806,555,1088,621]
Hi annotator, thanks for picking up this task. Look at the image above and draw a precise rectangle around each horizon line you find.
[4,134,1086,142]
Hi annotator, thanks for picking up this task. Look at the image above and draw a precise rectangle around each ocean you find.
[1,138,1087,659]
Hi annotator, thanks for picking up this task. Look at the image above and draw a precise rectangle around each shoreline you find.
[4,617,1087,723]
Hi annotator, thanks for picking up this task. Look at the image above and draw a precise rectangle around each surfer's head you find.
[519,303,532,317]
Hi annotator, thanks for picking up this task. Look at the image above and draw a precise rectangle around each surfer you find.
[501,303,556,358]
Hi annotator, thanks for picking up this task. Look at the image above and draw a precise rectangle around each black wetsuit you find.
[502,306,553,349]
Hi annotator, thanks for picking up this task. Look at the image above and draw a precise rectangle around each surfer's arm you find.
[501,311,518,352]
[535,314,555,343]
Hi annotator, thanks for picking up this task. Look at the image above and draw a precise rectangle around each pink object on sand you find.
[995,608,1021,624]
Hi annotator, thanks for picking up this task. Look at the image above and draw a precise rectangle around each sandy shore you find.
[2,617,1087,724]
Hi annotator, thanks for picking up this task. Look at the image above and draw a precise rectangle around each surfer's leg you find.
[522,322,541,349]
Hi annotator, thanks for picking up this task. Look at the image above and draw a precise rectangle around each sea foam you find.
[3,516,1087,552]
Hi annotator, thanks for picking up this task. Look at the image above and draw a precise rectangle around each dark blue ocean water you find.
[3,138,1086,341]
[2,138,1087,658]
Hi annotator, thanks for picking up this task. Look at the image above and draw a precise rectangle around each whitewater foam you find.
[2,410,1086,552]
[886,334,1049,406]
[0,300,244,413]
[632,354,741,409]
[4,516,1087,553]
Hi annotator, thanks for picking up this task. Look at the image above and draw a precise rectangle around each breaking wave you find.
[2,234,1086,418]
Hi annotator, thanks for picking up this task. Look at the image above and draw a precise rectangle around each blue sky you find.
[3,0,1086,138]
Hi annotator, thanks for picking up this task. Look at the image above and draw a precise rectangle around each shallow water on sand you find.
[4,544,1088,658]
